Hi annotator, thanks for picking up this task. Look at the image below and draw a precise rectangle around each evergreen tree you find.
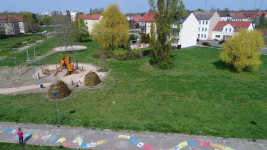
[149,0,186,69]
[259,13,265,26]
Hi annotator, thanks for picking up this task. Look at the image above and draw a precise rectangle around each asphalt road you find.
[0,122,266,150]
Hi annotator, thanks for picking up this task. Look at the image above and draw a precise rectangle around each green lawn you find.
[129,30,140,34]
[0,142,76,150]
[0,34,45,50]
[0,45,266,140]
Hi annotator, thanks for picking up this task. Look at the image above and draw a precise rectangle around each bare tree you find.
[52,10,73,51]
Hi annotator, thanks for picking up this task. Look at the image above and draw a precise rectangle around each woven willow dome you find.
[48,80,71,100]
[84,72,101,86]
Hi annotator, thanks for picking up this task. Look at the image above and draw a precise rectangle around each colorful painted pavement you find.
[0,129,234,150]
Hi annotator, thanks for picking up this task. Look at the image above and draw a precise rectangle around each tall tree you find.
[70,19,90,41]
[19,12,40,32]
[220,29,264,72]
[52,11,72,51]
[149,0,186,69]
[0,24,6,39]
[92,4,129,50]
[259,13,265,26]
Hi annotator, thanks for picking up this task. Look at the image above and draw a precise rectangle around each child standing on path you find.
[17,128,23,144]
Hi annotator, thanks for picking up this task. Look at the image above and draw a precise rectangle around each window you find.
[229,28,232,32]
[198,34,200,38]
[225,28,228,32]
[199,21,201,24]
[198,27,200,31]
[201,34,203,38]
[206,21,208,25]
[216,35,220,38]
[202,27,204,31]
[205,27,207,31]
[203,21,205,24]
[204,34,206,38]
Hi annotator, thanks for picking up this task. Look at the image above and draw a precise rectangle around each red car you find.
[202,42,211,46]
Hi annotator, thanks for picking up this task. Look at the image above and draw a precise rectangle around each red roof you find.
[131,15,142,22]
[213,21,252,32]
[239,12,267,19]
[233,12,247,19]
[0,15,26,23]
[140,12,156,22]
[13,16,26,22]
[78,14,101,20]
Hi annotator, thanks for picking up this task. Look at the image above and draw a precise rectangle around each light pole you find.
[52,92,60,125]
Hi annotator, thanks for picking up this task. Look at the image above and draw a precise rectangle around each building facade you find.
[193,11,220,40]
[78,14,102,34]
[171,13,199,49]
[212,21,254,41]
[139,11,156,35]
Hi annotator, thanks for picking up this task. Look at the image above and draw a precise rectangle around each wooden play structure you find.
[41,56,85,77]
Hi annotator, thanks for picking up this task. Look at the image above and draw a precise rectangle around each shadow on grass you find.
[213,60,236,72]
[78,39,92,43]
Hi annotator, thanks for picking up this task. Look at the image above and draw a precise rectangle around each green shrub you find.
[113,49,135,61]
[158,58,174,69]
[133,48,142,57]
[220,29,264,72]
[113,50,128,60]
[11,42,21,48]
[91,49,105,58]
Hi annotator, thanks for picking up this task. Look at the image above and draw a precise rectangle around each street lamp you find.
[52,92,60,125]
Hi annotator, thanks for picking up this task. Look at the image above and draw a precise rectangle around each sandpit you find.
[0,63,108,94]
[54,45,87,52]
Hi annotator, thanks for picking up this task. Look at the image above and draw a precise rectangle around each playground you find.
[0,55,108,94]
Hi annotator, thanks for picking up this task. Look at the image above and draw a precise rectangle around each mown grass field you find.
[0,37,266,140]
[0,142,77,150]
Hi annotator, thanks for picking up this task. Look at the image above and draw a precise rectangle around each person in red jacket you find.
[17,128,23,144]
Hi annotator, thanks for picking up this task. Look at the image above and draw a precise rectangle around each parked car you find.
[202,42,211,46]
[32,30,37,33]
[219,40,225,44]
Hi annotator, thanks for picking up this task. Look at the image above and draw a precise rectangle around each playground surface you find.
[0,63,108,94]
[0,122,266,150]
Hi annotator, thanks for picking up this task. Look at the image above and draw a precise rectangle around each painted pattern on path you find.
[0,129,234,150]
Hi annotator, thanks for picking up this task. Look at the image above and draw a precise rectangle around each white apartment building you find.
[78,14,102,34]
[193,11,220,40]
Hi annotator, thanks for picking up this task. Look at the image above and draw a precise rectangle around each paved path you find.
[0,122,266,150]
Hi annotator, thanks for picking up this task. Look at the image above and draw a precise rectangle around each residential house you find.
[212,21,253,41]
[140,11,198,49]
[0,16,21,35]
[70,11,78,22]
[240,12,267,20]
[171,12,199,49]
[139,11,156,35]
[130,15,142,28]
[78,14,102,34]
[193,10,220,40]
[230,12,248,21]
[218,12,232,21]
[13,16,28,33]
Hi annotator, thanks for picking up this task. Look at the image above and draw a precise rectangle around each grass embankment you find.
[0,142,76,150]
[0,34,51,67]
[0,46,266,140]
